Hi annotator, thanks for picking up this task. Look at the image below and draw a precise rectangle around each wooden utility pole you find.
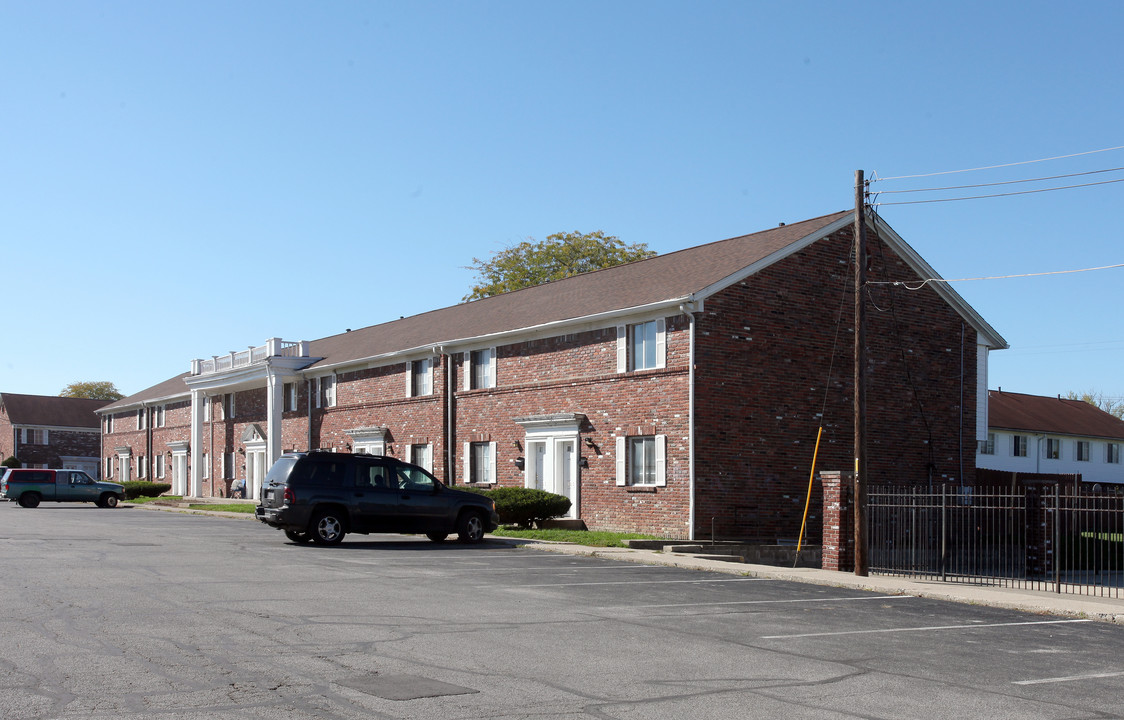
[853,170,869,577]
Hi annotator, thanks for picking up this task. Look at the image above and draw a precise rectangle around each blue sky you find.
[3,1,1121,401]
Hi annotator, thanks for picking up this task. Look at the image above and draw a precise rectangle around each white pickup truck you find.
[0,468,126,508]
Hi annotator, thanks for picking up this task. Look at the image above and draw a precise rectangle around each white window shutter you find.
[655,318,666,369]
[487,347,497,388]
[616,325,627,373]
[406,361,414,397]
[655,434,667,486]
[488,441,497,483]
[404,444,413,464]
[615,436,627,486]
[463,441,471,483]
[424,359,433,395]
[327,375,336,407]
[463,352,472,391]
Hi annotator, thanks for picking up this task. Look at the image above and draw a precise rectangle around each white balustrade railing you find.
[190,338,310,376]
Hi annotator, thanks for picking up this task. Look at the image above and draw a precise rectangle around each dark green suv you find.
[255,451,499,546]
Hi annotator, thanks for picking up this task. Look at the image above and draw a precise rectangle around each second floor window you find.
[617,319,666,372]
[410,359,433,397]
[1013,435,1028,457]
[1076,441,1090,462]
[978,433,995,455]
[469,348,496,390]
[1109,443,1121,464]
[283,382,297,412]
[1045,438,1060,460]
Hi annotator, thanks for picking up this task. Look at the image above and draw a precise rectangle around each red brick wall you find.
[454,322,693,538]
[694,226,977,542]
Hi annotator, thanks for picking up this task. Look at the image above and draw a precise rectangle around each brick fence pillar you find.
[820,470,854,572]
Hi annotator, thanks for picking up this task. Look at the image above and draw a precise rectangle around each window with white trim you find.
[105,415,114,433]
[978,433,995,455]
[137,408,147,430]
[410,359,433,397]
[153,405,166,428]
[406,443,432,472]
[137,456,147,479]
[222,393,236,420]
[105,456,113,478]
[202,452,209,479]
[616,319,666,372]
[155,454,165,480]
[1076,441,1090,462]
[463,441,496,484]
[1045,437,1060,460]
[615,434,667,486]
[283,382,297,412]
[222,452,235,480]
[465,348,496,390]
[313,376,336,408]
[1013,435,1028,457]
[22,428,48,445]
[1108,443,1121,464]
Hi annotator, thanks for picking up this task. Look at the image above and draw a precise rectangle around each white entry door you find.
[524,435,578,518]
[246,446,268,501]
[171,454,188,496]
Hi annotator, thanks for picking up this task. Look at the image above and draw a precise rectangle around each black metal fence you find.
[868,484,1124,597]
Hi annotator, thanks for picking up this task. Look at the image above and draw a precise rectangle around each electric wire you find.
[867,262,1124,290]
[874,166,1124,195]
[873,144,1124,182]
[873,177,1124,206]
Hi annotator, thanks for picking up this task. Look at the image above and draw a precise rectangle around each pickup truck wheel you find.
[103,494,119,509]
[285,530,313,544]
[18,493,41,509]
[310,510,346,545]
[457,510,486,544]
[426,532,448,543]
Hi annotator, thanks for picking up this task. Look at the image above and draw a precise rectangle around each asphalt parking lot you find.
[2,503,1123,719]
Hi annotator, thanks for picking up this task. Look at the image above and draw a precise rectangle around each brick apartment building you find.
[0,393,108,477]
[97,210,1006,541]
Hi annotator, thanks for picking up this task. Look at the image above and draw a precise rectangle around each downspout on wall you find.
[681,303,697,541]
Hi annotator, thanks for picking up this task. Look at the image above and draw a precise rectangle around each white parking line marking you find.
[499,578,762,588]
[603,595,914,610]
[761,618,1091,639]
[1014,670,1124,685]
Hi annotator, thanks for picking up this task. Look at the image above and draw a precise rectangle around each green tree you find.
[463,230,657,301]
[1066,390,1124,419]
[60,381,125,401]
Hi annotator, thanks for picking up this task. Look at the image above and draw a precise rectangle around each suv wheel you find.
[18,493,41,509]
[457,510,485,543]
[426,532,448,543]
[310,510,347,545]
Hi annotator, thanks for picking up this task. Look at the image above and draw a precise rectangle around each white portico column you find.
[189,389,206,497]
[265,365,284,466]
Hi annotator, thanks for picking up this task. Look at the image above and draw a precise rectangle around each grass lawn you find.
[491,527,662,548]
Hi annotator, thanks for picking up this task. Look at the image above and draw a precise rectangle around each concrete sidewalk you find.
[129,499,1124,625]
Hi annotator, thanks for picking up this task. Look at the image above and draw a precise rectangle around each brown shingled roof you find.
[0,393,109,428]
[303,211,853,368]
[989,390,1124,441]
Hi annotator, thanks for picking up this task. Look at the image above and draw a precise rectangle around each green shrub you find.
[121,481,173,500]
[462,486,571,529]
[1,456,20,469]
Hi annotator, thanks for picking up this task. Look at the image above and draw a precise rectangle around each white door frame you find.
[517,416,582,519]
[245,440,268,501]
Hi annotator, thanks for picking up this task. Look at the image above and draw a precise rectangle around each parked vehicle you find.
[255,451,500,545]
[1,468,126,508]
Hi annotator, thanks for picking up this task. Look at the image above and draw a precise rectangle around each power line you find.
[874,166,1124,195]
[867,262,1124,290]
[873,144,1124,182]
[871,177,1124,206]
